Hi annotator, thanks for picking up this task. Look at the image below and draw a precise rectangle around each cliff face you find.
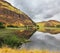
[37,20,60,34]
[0,0,35,27]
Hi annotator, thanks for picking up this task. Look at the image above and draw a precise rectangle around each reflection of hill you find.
[37,20,60,34]
[15,29,36,39]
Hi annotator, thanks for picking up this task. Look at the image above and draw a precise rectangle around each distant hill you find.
[37,20,60,34]
[0,0,36,27]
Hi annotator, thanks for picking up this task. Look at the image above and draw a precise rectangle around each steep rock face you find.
[0,0,36,27]
[37,20,60,34]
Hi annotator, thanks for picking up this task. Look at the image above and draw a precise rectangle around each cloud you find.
[5,0,60,22]
[45,13,60,21]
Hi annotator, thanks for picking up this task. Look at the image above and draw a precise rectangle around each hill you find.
[37,20,60,34]
[0,0,36,27]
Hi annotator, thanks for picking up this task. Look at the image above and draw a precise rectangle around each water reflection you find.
[15,28,37,39]
[1,26,60,50]
[21,31,60,51]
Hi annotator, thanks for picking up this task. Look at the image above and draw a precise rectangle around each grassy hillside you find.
[0,0,36,27]
[37,20,60,34]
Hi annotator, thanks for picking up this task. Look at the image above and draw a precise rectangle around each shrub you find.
[56,25,60,28]
[7,25,19,28]
[0,35,23,48]
[0,22,5,28]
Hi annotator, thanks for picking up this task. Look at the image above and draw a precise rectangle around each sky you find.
[5,0,60,22]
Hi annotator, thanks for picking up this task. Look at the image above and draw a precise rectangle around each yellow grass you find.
[0,47,60,53]
[0,1,23,14]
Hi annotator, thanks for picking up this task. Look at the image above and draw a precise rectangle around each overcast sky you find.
[5,0,60,22]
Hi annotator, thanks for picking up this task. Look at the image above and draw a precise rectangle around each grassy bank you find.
[0,28,30,48]
[0,47,60,53]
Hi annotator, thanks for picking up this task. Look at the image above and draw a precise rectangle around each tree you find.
[7,25,19,28]
[0,22,5,28]
[36,25,39,29]
[56,25,60,28]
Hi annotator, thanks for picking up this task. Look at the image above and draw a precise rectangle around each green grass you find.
[0,28,30,48]
[0,25,37,48]
[0,28,17,36]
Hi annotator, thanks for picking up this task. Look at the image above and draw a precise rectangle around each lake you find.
[21,31,60,51]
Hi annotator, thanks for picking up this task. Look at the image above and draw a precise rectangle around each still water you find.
[21,31,60,51]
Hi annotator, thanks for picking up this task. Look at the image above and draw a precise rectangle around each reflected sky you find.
[21,31,60,50]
